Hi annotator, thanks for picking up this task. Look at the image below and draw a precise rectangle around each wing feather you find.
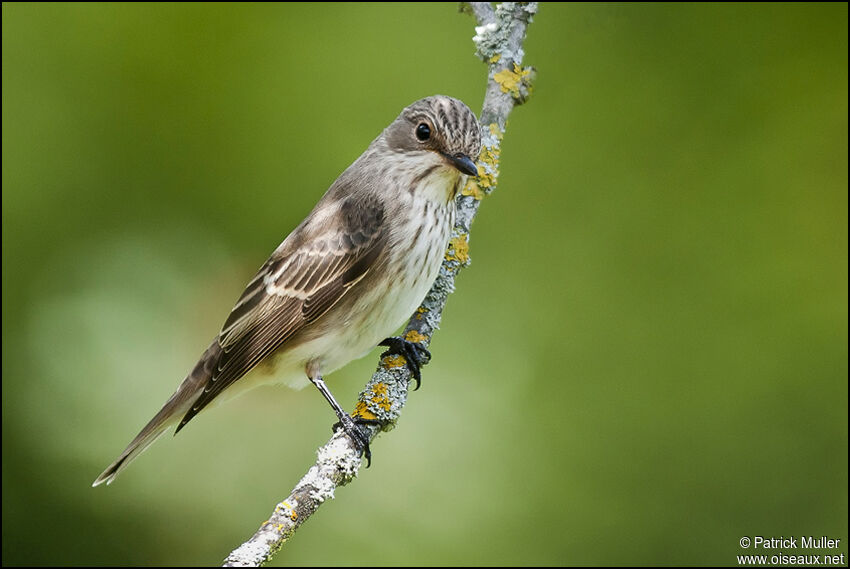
[176,197,385,431]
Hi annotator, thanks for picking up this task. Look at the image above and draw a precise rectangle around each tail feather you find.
[91,418,174,487]
[92,339,221,486]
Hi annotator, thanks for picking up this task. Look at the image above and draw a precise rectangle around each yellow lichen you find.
[369,382,392,411]
[477,168,497,191]
[481,145,500,167]
[290,511,298,522]
[461,179,485,200]
[383,354,406,368]
[493,66,520,95]
[489,123,504,140]
[445,235,470,263]
[489,54,502,64]
[404,330,427,344]
[354,401,377,421]
[475,143,500,192]
[355,382,392,416]
[493,63,532,98]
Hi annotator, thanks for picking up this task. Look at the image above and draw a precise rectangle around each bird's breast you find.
[315,192,455,371]
[258,174,460,387]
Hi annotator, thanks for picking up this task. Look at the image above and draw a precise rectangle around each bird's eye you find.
[415,123,431,141]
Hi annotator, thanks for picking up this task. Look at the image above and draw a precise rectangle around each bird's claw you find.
[379,336,430,390]
[332,415,380,467]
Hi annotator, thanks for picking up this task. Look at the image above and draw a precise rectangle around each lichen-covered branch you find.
[222,3,537,566]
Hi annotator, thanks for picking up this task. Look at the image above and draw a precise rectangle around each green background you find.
[3,3,847,566]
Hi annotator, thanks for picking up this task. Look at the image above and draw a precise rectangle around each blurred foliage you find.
[2,2,847,566]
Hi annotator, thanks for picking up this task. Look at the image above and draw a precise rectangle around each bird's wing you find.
[177,197,386,431]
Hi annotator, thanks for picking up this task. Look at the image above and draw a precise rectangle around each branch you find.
[222,3,537,566]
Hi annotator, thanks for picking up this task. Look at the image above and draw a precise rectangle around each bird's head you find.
[384,95,482,178]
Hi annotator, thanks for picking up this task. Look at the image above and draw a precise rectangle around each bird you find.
[92,95,482,486]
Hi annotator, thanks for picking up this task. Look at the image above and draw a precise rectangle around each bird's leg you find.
[307,369,372,466]
[379,336,431,390]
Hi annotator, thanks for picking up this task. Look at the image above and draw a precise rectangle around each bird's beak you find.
[444,153,479,177]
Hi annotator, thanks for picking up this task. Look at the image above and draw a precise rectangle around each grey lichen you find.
[473,21,502,60]
[472,2,537,63]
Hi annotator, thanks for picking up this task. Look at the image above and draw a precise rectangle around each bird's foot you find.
[379,336,431,390]
[332,415,381,467]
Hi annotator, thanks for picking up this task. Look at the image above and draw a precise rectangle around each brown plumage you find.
[93,95,481,486]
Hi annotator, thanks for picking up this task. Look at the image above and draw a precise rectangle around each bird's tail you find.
[92,339,221,486]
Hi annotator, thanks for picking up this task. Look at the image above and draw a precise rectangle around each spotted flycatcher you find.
[93,95,481,486]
